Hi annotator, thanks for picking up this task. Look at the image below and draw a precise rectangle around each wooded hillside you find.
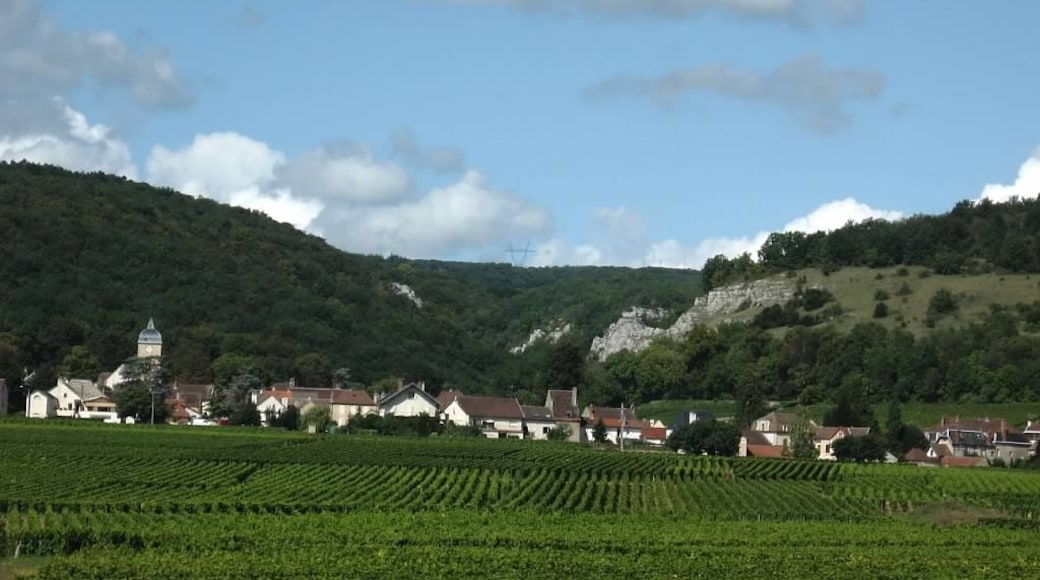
[0,162,701,403]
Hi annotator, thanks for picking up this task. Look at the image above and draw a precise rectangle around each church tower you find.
[137,318,163,358]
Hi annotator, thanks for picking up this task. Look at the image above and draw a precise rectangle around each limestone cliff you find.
[589,278,795,360]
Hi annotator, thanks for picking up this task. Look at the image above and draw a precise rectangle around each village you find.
[14,319,1040,467]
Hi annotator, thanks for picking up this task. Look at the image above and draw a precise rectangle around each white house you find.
[25,391,57,418]
[521,405,557,440]
[329,389,377,427]
[814,426,871,461]
[443,395,524,439]
[376,383,438,418]
[751,412,810,447]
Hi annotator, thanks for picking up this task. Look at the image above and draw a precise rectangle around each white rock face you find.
[390,282,423,308]
[510,321,571,354]
[589,278,796,361]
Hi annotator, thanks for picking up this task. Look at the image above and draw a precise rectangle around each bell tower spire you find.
[137,318,163,358]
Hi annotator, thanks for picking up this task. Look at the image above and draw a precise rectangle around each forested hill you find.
[0,162,701,398]
[702,196,1040,290]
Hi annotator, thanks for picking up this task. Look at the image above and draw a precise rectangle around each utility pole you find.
[620,402,626,452]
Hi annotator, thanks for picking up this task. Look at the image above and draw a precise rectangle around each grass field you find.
[698,266,1040,335]
[2,421,1040,578]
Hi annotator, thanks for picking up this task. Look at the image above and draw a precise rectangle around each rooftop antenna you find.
[505,241,534,267]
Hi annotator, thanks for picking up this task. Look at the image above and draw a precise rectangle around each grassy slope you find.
[644,266,1040,427]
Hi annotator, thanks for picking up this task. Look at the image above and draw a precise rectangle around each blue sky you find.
[2,0,1039,267]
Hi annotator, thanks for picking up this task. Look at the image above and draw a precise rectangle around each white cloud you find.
[979,152,1040,203]
[280,145,412,203]
[145,132,323,231]
[147,132,285,198]
[0,103,136,178]
[322,170,552,256]
[537,197,904,269]
[391,129,465,174]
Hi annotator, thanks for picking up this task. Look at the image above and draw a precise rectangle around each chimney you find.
[419,381,426,392]
[289,377,296,389]
[571,387,577,407]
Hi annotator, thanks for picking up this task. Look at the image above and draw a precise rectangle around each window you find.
[542,427,551,434]
[481,420,495,429]
[757,421,768,431]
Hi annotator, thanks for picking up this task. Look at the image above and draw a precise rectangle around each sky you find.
[2,0,1039,269]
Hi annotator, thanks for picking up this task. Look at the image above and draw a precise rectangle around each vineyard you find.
[2,422,1040,578]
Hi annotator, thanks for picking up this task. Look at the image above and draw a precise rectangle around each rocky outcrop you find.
[589,278,795,360]
[389,283,423,308]
[510,321,571,354]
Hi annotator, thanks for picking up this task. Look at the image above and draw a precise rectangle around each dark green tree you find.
[272,404,301,430]
[832,434,887,462]
[58,345,101,379]
[592,419,608,444]
[228,401,261,426]
[114,358,170,423]
[665,420,740,456]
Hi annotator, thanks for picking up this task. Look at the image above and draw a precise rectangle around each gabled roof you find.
[903,448,934,463]
[746,444,786,458]
[378,383,438,409]
[329,389,375,406]
[814,426,870,441]
[1024,421,1040,435]
[55,379,107,402]
[546,389,579,419]
[927,417,1022,436]
[584,405,638,421]
[742,429,771,446]
[438,389,464,410]
[520,405,553,421]
[752,412,805,433]
[596,417,649,431]
[453,396,524,420]
[938,429,992,448]
[31,390,57,400]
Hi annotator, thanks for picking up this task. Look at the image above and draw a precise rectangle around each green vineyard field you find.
[2,421,1040,578]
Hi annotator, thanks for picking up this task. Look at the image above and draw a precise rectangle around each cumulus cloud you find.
[145,132,322,231]
[434,0,863,26]
[537,197,903,269]
[0,0,195,115]
[0,103,136,178]
[391,130,466,174]
[320,170,552,257]
[979,152,1040,203]
[280,144,413,203]
[585,55,885,132]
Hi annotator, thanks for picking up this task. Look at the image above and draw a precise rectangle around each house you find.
[814,426,871,461]
[1024,421,1040,445]
[443,395,525,439]
[751,412,811,447]
[254,386,376,427]
[740,429,784,458]
[0,379,7,416]
[583,404,643,444]
[25,390,56,419]
[328,389,377,426]
[437,389,464,411]
[376,382,439,418]
[520,405,558,440]
[642,425,669,446]
[545,388,584,443]
[924,417,1032,463]
[167,399,203,424]
[169,381,213,418]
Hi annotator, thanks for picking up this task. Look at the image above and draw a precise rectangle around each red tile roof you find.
[437,389,464,410]
[746,444,787,458]
[330,389,375,406]
[547,389,579,419]
[902,448,932,463]
[643,426,668,441]
[941,456,988,468]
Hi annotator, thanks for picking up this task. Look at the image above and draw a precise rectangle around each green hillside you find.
[0,162,701,405]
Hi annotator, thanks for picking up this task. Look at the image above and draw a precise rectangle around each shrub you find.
[896,267,910,277]
[928,288,959,317]
[874,289,890,301]
[896,281,913,296]
[873,302,889,319]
